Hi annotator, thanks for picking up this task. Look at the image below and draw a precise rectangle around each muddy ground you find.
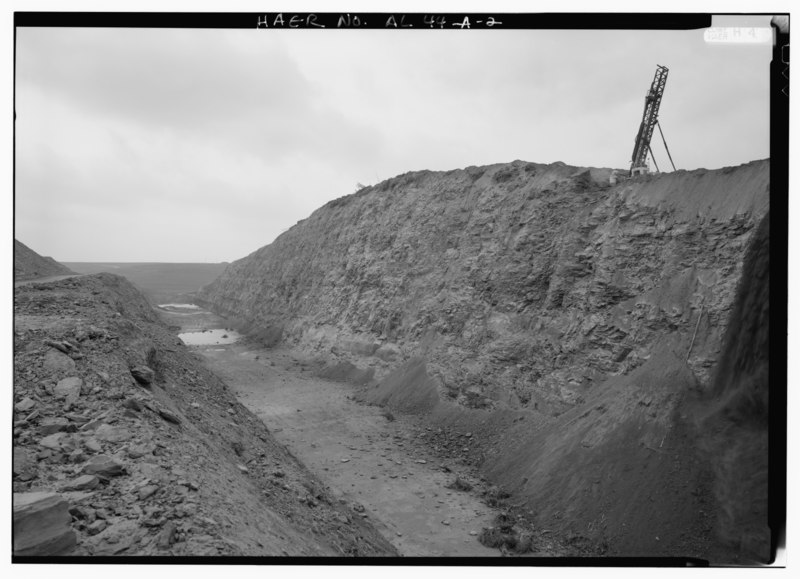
[161,305,563,557]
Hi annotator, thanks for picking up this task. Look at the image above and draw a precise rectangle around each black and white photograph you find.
[9,3,787,569]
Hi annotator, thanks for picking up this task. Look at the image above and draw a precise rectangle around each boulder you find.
[15,397,36,413]
[82,455,125,477]
[39,432,78,452]
[86,520,107,535]
[62,474,100,491]
[83,438,103,453]
[13,492,76,556]
[13,448,37,481]
[122,398,143,412]
[158,409,181,424]
[157,521,177,549]
[137,485,159,500]
[64,413,90,424]
[130,366,155,385]
[68,449,87,463]
[68,505,94,521]
[40,417,69,435]
[80,418,105,432]
[127,442,154,459]
[42,349,76,376]
[95,424,133,443]
[53,377,82,400]
[44,340,73,354]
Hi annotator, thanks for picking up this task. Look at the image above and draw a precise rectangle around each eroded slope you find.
[13,273,396,557]
[15,239,74,281]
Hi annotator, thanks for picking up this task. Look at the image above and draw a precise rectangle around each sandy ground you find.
[166,306,501,557]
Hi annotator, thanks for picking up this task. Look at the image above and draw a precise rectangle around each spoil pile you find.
[13,272,396,557]
[14,239,74,281]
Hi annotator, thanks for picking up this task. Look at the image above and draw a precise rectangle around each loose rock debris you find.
[13,273,396,557]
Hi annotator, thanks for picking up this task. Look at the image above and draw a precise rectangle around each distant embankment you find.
[198,158,770,560]
[65,262,229,304]
[15,240,74,280]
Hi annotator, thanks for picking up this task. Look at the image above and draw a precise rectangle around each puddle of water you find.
[158,303,202,311]
[179,328,242,345]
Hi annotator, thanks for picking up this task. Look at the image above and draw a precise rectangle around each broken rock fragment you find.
[122,398,144,412]
[130,365,155,386]
[87,520,108,535]
[13,448,37,481]
[82,454,125,477]
[40,417,69,435]
[44,339,73,355]
[157,521,177,549]
[39,432,78,453]
[158,408,182,425]
[127,442,155,459]
[95,423,133,443]
[54,376,82,399]
[83,438,103,453]
[15,397,36,413]
[13,492,77,556]
[43,349,77,376]
[138,484,159,500]
[62,474,100,491]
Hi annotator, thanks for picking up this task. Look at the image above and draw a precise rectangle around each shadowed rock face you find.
[199,159,769,415]
[699,210,770,563]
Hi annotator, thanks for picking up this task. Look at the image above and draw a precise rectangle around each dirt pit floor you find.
[159,305,508,557]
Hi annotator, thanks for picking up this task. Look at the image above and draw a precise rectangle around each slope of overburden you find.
[697,210,771,563]
[13,273,396,557]
[15,239,74,280]
[198,159,770,560]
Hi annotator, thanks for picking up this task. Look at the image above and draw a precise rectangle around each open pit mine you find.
[197,158,771,562]
[14,157,771,563]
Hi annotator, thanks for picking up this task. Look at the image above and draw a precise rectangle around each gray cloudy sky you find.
[15,16,773,262]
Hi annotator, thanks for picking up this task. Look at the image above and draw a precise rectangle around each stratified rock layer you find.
[13,492,77,556]
[200,159,769,414]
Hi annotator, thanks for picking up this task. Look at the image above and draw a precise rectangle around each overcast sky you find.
[14,15,773,263]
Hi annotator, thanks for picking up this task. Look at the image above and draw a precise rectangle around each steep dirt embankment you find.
[698,211,770,562]
[198,159,769,559]
[15,239,74,280]
[13,273,396,557]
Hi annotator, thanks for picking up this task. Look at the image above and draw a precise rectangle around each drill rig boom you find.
[630,65,669,175]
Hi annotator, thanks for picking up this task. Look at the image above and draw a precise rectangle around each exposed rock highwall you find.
[199,160,769,416]
[197,158,770,560]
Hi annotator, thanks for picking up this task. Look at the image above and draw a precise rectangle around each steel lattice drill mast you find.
[630,65,671,175]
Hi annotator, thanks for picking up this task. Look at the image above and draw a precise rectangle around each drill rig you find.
[630,64,676,176]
